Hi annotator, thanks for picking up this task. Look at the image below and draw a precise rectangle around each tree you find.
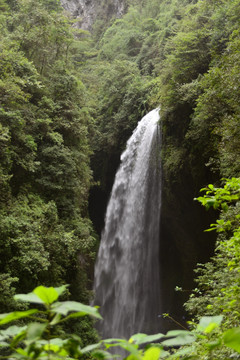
[0,0,97,333]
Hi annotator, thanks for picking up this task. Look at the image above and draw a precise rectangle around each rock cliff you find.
[60,0,126,30]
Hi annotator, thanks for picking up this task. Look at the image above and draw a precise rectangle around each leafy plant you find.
[183,177,240,358]
[0,285,101,359]
[1,285,240,359]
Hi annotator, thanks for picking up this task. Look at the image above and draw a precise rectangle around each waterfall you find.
[94,108,162,340]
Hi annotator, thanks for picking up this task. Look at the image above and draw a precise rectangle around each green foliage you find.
[186,29,240,177]
[183,178,240,358]
[1,286,240,359]
[99,7,145,61]
[0,0,97,344]
[144,0,240,183]
[196,178,240,212]
[83,0,240,217]
[7,0,73,74]
[0,0,94,214]
[1,0,240,356]
[0,285,101,359]
[0,193,97,302]
[83,58,153,189]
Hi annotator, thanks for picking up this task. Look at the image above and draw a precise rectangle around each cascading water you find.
[94,108,162,340]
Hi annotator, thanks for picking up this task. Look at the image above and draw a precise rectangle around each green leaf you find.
[54,285,68,297]
[14,292,44,304]
[119,342,139,355]
[204,323,219,333]
[43,343,62,353]
[26,323,47,344]
[125,355,140,360]
[103,339,139,355]
[80,343,101,354]
[33,286,59,305]
[196,316,223,333]
[11,330,27,348]
[48,338,66,346]
[223,328,240,353]
[50,313,62,325]
[103,338,126,344]
[159,349,170,358]
[0,310,38,325]
[52,301,102,319]
[16,348,29,356]
[143,347,161,360]
[129,333,164,345]
[0,325,27,338]
[63,311,98,320]
[166,330,191,337]
[161,332,195,347]
[205,339,221,350]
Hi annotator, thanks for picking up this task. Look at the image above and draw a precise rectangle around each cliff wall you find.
[60,0,126,30]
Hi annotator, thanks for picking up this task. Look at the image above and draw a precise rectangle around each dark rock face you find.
[159,168,216,330]
[60,0,126,30]
[158,104,218,330]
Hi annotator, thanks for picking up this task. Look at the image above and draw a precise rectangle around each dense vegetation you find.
[0,0,98,344]
[0,0,240,358]
[0,281,239,358]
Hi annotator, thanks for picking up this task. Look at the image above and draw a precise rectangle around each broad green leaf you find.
[104,339,139,354]
[15,286,66,305]
[130,333,164,345]
[161,333,195,347]
[166,330,191,337]
[196,316,223,333]
[63,311,99,320]
[52,301,102,319]
[0,325,27,338]
[104,340,135,353]
[49,338,67,346]
[0,310,38,325]
[11,330,27,348]
[204,323,219,333]
[14,292,44,304]
[143,347,161,360]
[129,333,147,344]
[103,338,126,344]
[33,286,59,305]
[16,348,28,356]
[205,339,221,350]
[43,343,61,353]
[159,350,170,358]
[54,285,68,297]
[26,323,47,343]
[119,342,139,355]
[50,313,62,325]
[223,328,240,353]
[80,343,101,354]
[126,355,141,360]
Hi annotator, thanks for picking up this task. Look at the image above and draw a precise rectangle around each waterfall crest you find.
[94,108,162,339]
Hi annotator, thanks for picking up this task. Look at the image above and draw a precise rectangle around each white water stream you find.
[94,109,162,339]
